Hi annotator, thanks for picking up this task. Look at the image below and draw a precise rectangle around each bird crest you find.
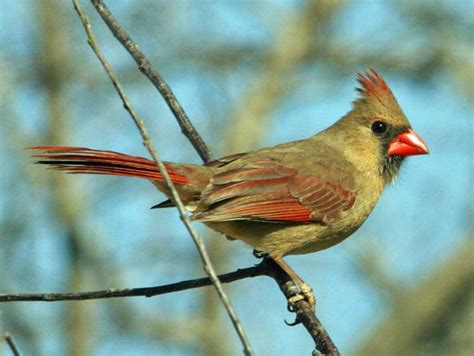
[352,68,406,120]
[356,68,394,102]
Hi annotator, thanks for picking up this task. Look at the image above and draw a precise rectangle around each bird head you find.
[334,69,429,183]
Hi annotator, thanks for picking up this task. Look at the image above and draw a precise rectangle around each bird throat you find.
[382,154,404,183]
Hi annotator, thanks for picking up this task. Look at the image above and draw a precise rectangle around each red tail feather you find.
[28,146,189,184]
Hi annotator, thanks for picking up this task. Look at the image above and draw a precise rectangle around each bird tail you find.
[28,146,189,185]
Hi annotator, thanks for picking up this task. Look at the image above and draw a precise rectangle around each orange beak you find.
[387,129,429,156]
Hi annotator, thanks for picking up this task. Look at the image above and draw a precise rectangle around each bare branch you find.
[72,2,252,354]
[0,258,339,355]
[0,264,265,302]
[90,0,213,163]
[3,333,21,356]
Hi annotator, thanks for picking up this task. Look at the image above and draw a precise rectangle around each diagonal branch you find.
[72,1,253,355]
[90,0,213,163]
[3,333,21,356]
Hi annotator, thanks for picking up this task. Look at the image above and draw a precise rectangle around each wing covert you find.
[193,160,355,224]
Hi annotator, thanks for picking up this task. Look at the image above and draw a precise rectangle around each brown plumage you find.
[29,70,429,300]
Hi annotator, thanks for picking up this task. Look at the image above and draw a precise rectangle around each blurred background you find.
[0,0,472,355]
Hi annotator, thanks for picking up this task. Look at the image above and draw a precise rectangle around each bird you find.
[29,69,429,306]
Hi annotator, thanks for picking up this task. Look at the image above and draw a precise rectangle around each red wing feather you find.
[196,198,313,222]
[193,161,355,224]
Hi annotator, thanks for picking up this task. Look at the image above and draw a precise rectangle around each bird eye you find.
[371,121,387,135]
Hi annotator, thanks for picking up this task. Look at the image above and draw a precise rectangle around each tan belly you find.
[205,220,357,257]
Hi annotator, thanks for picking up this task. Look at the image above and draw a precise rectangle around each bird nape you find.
[29,69,429,307]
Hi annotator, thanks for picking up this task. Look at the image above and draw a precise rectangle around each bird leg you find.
[273,257,315,310]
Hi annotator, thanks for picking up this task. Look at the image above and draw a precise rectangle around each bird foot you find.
[287,283,315,311]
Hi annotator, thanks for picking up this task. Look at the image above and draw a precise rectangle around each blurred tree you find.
[37,0,96,354]
[356,238,474,355]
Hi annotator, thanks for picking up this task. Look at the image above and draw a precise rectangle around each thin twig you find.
[72,2,253,354]
[90,0,213,163]
[0,264,266,302]
[3,333,21,356]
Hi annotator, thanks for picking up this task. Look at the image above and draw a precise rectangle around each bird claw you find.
[300,283,316,310]
[288,293,305,308]
[284,316,301,327]
[284,284,315,326]
[287,283,316,311]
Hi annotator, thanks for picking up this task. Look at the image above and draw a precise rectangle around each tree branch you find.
[90,0,213,163]
[0,264,266,302]
[3,333,21,356]
[72,1,253,354]
[1,257,339,355]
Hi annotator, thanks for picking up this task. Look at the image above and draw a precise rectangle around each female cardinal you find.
[30,70,428,304]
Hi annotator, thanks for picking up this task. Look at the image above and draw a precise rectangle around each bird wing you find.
[193,160,355,224]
